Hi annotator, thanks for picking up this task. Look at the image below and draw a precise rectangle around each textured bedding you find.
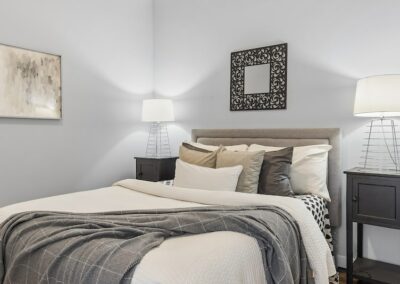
[0,206,307,284]
[162,180,333,246]
[162,180,338,284]
[162,180,336,266]
[0,179,336,284]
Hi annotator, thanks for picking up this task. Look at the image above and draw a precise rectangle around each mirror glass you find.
[244,64,271,94]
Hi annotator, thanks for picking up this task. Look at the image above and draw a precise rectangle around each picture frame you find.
[0,43,62,119]
[230,43,287,111]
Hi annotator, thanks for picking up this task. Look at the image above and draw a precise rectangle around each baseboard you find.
[336,254,346,269]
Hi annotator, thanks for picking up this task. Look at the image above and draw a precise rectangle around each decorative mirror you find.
[230,43,287,111]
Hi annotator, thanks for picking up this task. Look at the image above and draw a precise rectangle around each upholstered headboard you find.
[192,128,342,227]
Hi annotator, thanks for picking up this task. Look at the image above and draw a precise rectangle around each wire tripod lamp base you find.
[361,118,400,171]
[145,122,172,158]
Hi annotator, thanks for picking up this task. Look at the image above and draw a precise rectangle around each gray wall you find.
[154,0,400,267]
[0,0,153,203]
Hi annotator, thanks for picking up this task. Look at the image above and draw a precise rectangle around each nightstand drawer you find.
[352,175,400,228]
[137,160,160,181]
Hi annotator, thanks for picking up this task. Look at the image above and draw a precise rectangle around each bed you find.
[0,128,341,284]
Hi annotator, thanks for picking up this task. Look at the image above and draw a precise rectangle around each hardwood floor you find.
[339,271,359,283]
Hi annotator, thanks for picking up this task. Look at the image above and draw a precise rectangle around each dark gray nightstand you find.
[345,167,400,284]
[134,157,178,182]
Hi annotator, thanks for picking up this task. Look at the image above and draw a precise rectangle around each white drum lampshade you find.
[142,99,175,158]
[354,75,400,118]
[142,99,175,122]
[354,75,400,171]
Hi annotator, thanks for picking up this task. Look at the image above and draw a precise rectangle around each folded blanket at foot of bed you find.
[0,206,308,284]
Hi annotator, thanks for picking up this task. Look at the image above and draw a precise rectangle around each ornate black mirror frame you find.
[230,43,288,111]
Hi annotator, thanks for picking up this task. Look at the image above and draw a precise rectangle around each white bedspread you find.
[0,179,336,284]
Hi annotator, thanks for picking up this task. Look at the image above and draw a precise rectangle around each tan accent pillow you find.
[216,150,265,193]
[179,143,223,168]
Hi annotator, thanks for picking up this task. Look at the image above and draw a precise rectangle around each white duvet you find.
[0,179,336,284]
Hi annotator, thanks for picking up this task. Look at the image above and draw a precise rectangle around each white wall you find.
[154,0,400,267]
[0,0,153,203]
[1,0,399,270]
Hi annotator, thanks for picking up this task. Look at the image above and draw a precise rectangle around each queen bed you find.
[0,128,341,284]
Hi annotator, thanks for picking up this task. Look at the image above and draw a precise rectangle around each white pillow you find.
[248,144,332,201]
[187,142,248,152]
[174,159,243,192]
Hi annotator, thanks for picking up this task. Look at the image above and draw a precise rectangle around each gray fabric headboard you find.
[192,128,342,227]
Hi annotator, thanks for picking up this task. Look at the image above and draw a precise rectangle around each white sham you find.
[174,159,243,192]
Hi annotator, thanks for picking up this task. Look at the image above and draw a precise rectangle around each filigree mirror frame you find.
[230,43,288,111]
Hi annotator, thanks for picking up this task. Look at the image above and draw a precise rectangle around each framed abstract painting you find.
[0,43,61,119]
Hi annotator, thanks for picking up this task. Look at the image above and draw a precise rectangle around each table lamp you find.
[354,75,400,171]
[142,99,175,158]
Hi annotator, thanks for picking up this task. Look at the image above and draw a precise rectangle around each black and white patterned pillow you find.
[295,195,326,230]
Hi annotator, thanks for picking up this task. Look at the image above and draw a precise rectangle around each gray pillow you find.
[258,147,294,196]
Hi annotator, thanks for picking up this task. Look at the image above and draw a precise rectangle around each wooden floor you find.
[339,271,359,283]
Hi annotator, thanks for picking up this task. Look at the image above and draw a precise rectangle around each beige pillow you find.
[216,150,265,193]
[187,142,248,151]
[179,143,223,168]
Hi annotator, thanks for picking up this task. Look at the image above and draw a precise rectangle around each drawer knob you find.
[352,196,358,202]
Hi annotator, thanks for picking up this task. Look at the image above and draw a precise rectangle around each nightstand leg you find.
[357,223,363,258]
[346,197,353,283]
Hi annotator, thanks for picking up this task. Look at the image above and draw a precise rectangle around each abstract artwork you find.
[230,43,287,111]
[0,43,61,119]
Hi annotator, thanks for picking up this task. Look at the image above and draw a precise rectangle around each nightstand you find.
[345,167,400,284]
[134,157,178,182]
